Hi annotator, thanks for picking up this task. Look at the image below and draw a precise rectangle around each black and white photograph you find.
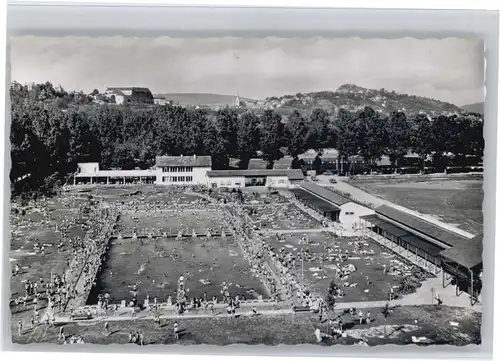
[7,35,484,347]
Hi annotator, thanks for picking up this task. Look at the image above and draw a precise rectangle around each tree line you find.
[10,82,484,197]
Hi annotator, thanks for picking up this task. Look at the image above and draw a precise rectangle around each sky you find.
[9,36,485,106]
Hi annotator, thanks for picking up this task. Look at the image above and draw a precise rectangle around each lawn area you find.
[89,235,268,305]
[262,232,431,302]
[347,180,483,234]
[245,202,322,230]
[12,305,481,347]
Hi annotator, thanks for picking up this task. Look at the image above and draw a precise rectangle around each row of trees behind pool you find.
[10,82,484,198]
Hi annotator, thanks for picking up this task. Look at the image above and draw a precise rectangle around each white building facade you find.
[72,157,304,188]
[155,155,212,185]
[300,181,375,227]
[206,170,304,189]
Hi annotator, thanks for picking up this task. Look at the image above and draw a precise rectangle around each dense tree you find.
[334,109,357,160]
[204,120,226,170]
[216,107,239,168]
[411,114,433,172]
[386,111,411,170]
[286,110,309,158]
[9,81,486,198]
[307,108,332,151]
[236,111,260,169]
[430,115,454,171]
[260,109,284,169]
[355,107,387,172]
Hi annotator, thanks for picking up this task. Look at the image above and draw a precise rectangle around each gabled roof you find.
[106,89,125,96]
[105,87,152,94]
[439,234,483,269]
[155,155,212,168]
[291,189,341,211]
[248,158,268,169]
[361,214,445,256]
[375,204,469,247]
[300,181,351,206]
[274,156,294,169]
[206,169,304,180]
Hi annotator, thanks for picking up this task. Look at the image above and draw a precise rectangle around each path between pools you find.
[260,228,329,234]
[54,285,481,325]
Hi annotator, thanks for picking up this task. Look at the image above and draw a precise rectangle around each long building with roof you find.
[296,181,375,227]
[361,204,482,305]
[72,156,304,188]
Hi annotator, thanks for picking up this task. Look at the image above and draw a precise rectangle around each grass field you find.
[89,235,268,304]
[262,232,430,302]
[246,203,322,230]
[347,179,483,234]
[12,305,481,346]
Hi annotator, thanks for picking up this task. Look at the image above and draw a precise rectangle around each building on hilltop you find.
[153,94,167,105]
[104,87,154,105]
[233,94,240,108]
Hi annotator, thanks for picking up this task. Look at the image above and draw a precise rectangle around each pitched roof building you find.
[104,87,154,105]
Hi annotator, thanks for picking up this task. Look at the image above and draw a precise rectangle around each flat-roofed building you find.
[73,163,158,185]
[206,169,304,189]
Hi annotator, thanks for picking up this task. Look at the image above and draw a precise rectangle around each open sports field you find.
[13,305,480,347]
[347,179,483,234]
[89,235,268,305]
[262,231,430,302]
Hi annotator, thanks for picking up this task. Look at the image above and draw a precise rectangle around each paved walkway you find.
[56,308,293,323]
[260,228,327,234]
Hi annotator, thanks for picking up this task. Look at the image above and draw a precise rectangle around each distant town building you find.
[10,81,23,92]
[233,94,240,108]
[104,87,154,105]
[153,94,167,105]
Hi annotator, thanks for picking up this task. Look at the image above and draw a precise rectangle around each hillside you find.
[263,84,464,116]
[160,93,254,106]
[461,102,484,114]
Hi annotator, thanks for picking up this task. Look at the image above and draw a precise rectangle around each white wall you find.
[266,176,289,188]
[154,166,211,185]
[77,162,99,174]
[208,176,245,188]
[339,202,375,228]
[115,95,125,104]
[193,167,211,185]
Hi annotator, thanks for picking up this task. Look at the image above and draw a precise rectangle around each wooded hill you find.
[9,81,484,199]
[264,84,465,117]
